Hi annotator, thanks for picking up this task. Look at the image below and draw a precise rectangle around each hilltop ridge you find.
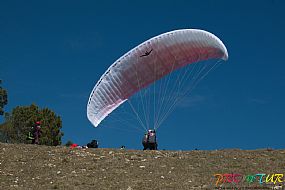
[1,143,284,189]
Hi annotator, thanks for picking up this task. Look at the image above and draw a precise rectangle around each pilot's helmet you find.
[148,129,155,133]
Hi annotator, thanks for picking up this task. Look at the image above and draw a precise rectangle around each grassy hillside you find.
[0,143,284,189]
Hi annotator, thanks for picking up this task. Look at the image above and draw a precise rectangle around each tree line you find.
[0,80,63,146]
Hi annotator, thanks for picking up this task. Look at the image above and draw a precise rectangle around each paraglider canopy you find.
[87,29,228,128]
[70,143,78,149]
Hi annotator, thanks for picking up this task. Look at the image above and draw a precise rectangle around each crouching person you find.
[87,139,98,148]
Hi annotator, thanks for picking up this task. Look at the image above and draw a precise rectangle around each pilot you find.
[142,129,158,150]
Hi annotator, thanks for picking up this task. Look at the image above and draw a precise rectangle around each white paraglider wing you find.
[87,29,228,127]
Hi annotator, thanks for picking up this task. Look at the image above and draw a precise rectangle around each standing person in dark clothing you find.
[32,121,41,144]
[142,129,158,150]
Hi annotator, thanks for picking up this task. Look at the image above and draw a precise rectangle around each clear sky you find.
[1,0,284,150]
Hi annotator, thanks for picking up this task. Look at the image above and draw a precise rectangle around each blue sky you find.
[1,0,285,150]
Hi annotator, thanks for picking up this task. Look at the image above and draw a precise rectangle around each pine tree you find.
[0,104,64,145]
[0,80,8,116]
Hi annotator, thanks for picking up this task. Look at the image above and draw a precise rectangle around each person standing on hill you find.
[32,121,41,144]
[142,129,158,150]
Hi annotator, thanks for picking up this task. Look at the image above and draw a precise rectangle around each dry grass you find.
[0,143,285,189]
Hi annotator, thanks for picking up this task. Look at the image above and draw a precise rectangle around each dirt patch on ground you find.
[0,143,284,189]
